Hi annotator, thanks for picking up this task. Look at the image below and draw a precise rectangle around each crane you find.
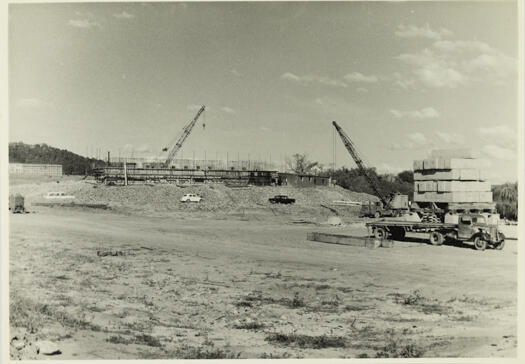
[332,121,389,207]
[332,121,409,217]
[163,105,206,167]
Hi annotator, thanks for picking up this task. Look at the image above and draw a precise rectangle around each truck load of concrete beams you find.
[412,152,493,208]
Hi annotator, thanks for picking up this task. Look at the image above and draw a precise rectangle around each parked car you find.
[180,193,202,203]
[268,195,295,204]
[44,192,75,199]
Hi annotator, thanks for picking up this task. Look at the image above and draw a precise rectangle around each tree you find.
[286,153,320,174]
[492,182,518,220]
[397,170,414,184]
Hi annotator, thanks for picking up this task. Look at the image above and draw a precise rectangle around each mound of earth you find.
[9,178,377,219]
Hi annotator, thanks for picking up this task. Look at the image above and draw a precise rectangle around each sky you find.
[8,1,520,183]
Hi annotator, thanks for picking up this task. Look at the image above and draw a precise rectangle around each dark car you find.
[268,195,295,204]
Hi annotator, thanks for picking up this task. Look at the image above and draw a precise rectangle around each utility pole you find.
[123,161,128,186]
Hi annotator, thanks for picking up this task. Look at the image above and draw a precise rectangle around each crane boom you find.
[332,121,390,207]
[165,106,206,167]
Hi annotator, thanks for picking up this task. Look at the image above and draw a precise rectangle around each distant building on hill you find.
[9,163,63,177]
[278,172,330,187]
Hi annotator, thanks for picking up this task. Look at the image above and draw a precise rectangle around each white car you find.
[44,192,75,199]
[180,193,202,203]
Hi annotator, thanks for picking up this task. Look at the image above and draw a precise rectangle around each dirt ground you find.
[8,181,518,359]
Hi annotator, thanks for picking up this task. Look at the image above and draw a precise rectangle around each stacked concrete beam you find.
[413,153,492,204]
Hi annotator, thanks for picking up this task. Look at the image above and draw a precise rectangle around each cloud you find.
[281,72,301,82]
[113,11,135,19]
[231,69,242,77]
[16,97,52,109]
[395,23,453,40]
[479,125,516,147]
[281,72,347,88]
[435,131,464,145]
[221,106,236,114]
[135,144,151,153]
[407,132,427,145]
[343,72,378,83]
[391,72,417,90]
[68,19,101,29]
[479,125,514,138]
[397,49,466,88]
[396,40,516,88]
[390,132,429,150]
[390,107,439,119]
[482,145,516,160]
[356,87,368,93]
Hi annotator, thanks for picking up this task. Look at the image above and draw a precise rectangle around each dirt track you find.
[9,204,517,359]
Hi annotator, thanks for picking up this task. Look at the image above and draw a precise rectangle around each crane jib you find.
[332,121,390,208]
[164,106,206,167]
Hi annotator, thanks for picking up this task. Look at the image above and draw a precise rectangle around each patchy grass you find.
[447,295,490,306]
[107,333,162,347]
[265,332,346,349]
[374,329,425,358]
[390,290,451,315]
[403,289,424,305]
[233,321,265,330]
[343,304,373,312]
[10,294,101,333]
[237,292,306,309]
[376,340,424,358]
[173,343,241,359]
[258,351,292,359]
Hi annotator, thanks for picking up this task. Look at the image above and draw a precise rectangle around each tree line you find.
[9,142,105,175]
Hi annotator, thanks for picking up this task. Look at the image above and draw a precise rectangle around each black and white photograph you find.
[1,0,523,361]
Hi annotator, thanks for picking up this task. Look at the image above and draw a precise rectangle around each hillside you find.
[9,142,105,175]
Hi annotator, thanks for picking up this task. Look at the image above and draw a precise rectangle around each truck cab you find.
[457,213,505,250]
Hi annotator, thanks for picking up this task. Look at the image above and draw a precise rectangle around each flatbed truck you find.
[366,213,505,251]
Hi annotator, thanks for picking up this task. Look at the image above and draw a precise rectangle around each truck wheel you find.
[474,236,487,251]
[429,231,444,246]
[495,233,505,250]
[374,211,381,219]
[374,227,387,239]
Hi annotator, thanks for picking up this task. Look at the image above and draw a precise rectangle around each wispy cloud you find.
[407,132,427,145]
[343,72,378,83]
[113,11,135,19]
[281,72,347,88]
[395,23,453,40]
[482,145,516,160]
[68,18,101,29]
[231,69,242,77]
[396,40,516,89]
[390,132,429,150]
[221,106,236,114]
[390,107,439,119]
[479,125,514,138]
[435,131,464,145]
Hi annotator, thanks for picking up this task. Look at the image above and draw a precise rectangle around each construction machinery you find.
[366,212,505,251]
[9,194,25,213]
[162,105,206,168]
[332,121,409,218]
